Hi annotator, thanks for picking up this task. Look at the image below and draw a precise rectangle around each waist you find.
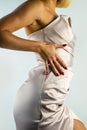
[35,47,74,68]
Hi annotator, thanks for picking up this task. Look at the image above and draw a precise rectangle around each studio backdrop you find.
[0,0,87,129]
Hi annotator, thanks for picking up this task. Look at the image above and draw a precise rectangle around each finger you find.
[56,54,67,69]
[39,53,49,75]
[45,60,50,75]
[49,65,60,76]
[55,43,67,48]
[52,57,64,75]
[48,58,59,76]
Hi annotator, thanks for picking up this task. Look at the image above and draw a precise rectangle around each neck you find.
[41,0,57,11]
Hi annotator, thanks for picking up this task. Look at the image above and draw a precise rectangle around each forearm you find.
[0,30,43,53]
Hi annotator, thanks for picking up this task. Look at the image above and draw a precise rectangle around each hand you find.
[39,42,67,76]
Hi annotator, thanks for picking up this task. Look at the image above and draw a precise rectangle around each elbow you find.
[0,24,4,46]
[0,30,3,47]
[0,30,5,47]
[0,29,10,47]
[0,20,12,47]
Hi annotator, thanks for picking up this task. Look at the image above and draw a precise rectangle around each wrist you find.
[37,41,46,53]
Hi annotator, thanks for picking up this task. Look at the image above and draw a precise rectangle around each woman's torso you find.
[24,0,60,36]
[24,2,76,78]
[27,14,76,74]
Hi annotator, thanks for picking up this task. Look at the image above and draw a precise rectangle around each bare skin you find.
[0,0,67,76]
[0,0,86,129]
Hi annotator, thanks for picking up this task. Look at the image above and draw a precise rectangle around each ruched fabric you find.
[13,15,80,130]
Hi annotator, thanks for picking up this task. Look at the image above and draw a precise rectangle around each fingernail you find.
[61,72,64,75]
[63,44,67,47]
[65,67,68,70]
[45,71,48,75]
[56,73,59,76]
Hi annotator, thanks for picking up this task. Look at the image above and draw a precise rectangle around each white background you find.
[0,0,87,129]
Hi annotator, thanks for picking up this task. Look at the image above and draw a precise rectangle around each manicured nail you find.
[61,72,64,75]
[65,67,68,70]
[56,73,59,76]
[45,71,48,75]
[63,44,67,47]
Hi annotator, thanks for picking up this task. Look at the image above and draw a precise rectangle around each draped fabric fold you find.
[13,15,80,130]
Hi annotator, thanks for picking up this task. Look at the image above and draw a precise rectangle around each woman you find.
[0,0,86,130]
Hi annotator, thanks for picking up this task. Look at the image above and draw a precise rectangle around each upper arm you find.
[0,0,43,33]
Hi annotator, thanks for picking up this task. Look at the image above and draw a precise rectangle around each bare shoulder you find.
[25,0,59,35]
[0,0,44,32]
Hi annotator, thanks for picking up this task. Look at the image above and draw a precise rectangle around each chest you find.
[25,14,58,36]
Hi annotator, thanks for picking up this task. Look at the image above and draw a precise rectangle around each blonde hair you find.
[56,0,72,8]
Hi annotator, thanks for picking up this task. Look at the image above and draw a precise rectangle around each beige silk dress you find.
[13,14,80,130]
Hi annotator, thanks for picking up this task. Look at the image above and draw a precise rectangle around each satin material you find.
[13,15,80,130]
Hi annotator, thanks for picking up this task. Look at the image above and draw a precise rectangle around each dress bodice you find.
[27,15,76,69]
[14,15,79,130]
